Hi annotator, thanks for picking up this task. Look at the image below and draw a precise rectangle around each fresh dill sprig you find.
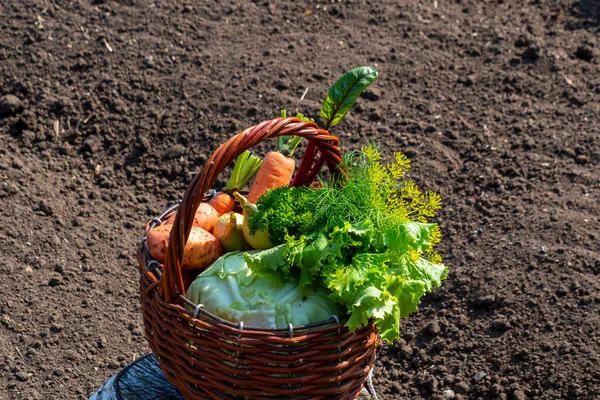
[250,145,443,258]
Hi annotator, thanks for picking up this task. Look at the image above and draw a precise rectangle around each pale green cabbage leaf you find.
[186,251,341,329]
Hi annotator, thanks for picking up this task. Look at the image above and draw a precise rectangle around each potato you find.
[146,224,222,270]
[160,203,218,232]
[192,203,219,232]
[146,224,171,263]
[144,212,175,232]
[162,212,176,225]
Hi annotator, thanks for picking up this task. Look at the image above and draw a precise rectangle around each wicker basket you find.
[137,117,380,399]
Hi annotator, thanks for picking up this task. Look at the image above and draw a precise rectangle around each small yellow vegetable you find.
[213,212,252,252]
[233,192,273,250]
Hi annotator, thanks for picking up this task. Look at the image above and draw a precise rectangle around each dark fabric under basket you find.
[137,118,380,399]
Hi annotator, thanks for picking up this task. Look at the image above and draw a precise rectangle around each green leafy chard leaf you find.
[409,258,448,291]
[320,66,378,128]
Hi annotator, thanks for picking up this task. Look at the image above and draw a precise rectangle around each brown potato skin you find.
[146,224,171,264]
[159,203,219,232]
[192,203,219,232]
[146,224,222,270]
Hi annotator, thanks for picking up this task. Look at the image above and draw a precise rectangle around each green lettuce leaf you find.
[244,245,287,288]
[300,233,330,286]
[384,222,437,253]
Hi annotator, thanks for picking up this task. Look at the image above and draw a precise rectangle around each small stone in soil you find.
[131,328,143,336]
[0,94,23,116]
[512,390,526,400]
[443,389,455,399]
[443,130,459,140]
[137,135,151,152]
[165,144,186,159]
[48,277,61,286]
[15,371,29,382]
[38,200,54,216]
[491,318,511,331]
[401,345,413,358]
[454,381,469,393]
[490,384,503,396]
[82,136,102,153]
[473,294,496,308]
[12,158,24,169]
[423,321,441,336]
[473,371,487,382]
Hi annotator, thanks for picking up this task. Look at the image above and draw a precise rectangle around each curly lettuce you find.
[246,221,447,342]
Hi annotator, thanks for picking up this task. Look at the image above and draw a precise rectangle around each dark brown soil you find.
[1,0,599,399]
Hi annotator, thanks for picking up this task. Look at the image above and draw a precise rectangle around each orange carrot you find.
[247,151,295,203]
[208,192,235,216]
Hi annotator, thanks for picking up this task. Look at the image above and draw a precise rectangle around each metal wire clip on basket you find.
[137,117,381,399]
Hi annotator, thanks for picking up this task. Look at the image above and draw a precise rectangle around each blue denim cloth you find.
[89,353,184,400]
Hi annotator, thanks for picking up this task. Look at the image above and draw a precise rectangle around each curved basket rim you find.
[140,196,353,335]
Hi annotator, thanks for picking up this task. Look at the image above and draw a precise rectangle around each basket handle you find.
[159,117,342,302]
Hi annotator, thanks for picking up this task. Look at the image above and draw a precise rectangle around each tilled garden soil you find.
[1,0,599,399]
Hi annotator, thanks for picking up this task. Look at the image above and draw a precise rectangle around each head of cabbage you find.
[186,251,341,328]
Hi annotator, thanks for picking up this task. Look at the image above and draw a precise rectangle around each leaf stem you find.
[225,151,262,191]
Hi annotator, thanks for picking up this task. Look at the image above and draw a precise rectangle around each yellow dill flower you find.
[388,152,411,179]
[427,250,443,264]
[429,225,442,246]
[385,194,410,223]
[362,145,382,162]
[418,191,443,221]
[409,249,422,262]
